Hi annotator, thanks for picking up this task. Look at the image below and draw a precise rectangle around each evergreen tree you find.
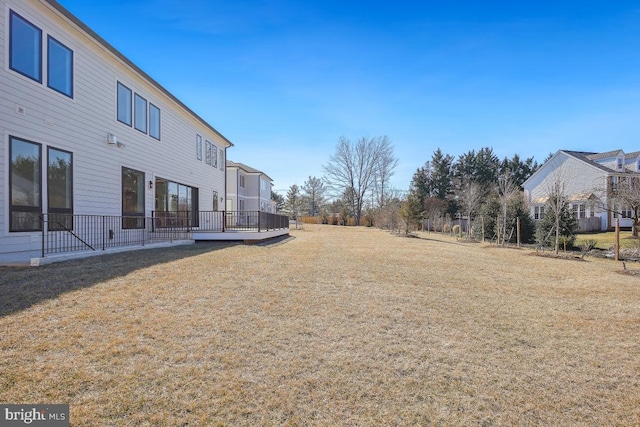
[535,193,578,249]
[499,154,539,187]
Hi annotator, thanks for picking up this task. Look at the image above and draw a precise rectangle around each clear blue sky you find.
[59,0,640,194]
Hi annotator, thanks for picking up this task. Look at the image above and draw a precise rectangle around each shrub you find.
[578,238,598,252]
[452,224,461,235]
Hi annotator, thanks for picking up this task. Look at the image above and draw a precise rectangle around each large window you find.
[47,36,73,97]
[134,93,147,133]
[10,137,42,231]
[534,205,545,220]
[48,148,73,230]
[155,178,199,227]
[9,11,42,83]
[149,103,161,140]
[122,167,145,229]
[9,10,74,98]
[117,82,132,126]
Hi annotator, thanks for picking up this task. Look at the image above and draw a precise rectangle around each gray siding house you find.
[522,149,640,231]
[226,161,277,213]
[1,0,233,256]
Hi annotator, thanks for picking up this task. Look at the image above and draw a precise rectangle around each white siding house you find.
[226,161,276,213]
[522,150,640,232]
[1,0,232,255]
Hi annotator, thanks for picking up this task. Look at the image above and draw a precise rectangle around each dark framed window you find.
[149,103,161,140]
[212,145,217,168]
[205,141,212,165]
[9,136,42,231]
[134,93,148,133]
[220,149,224,170]
[122,167,145,229]
[196,135,202,160]
[9,11,42,83]
[47,36,73,97]
[154,178,199,227]
[47,147,73,230]
[117,82,132,126]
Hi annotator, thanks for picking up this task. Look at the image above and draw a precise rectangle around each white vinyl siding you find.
[0,0,229,254]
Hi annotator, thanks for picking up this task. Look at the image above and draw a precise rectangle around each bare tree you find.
[609,175,640,237]
[458,181,484,238]
[544,169,569,254]
[423,197,447,231]
[497,172,518,245]
[323,136,394,225]
[373,136,399,208]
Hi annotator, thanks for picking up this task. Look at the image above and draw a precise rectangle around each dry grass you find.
[576,230,640,250]
[1,225,639,426]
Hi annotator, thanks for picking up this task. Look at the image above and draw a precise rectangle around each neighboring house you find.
[522,149,640,232]
[226,161,277,213]
[1,0,232,255]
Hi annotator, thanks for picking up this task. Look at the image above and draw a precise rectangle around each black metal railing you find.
[40,211,290,257]
[41,214,191,257]
[154,211,290,232]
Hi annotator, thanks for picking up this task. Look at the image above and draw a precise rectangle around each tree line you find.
[279,136,551,244]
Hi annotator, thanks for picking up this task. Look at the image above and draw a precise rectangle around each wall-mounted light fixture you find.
[149,180,154,189]
[220,196,224,202]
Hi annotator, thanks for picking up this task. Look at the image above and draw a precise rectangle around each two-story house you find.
[523,149,640,231]
[1,0,232,256]
[226,161,276,213]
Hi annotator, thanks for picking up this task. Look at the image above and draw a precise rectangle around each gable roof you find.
[522,149,640,189]
[585,149,624,161]
[563,151,614,174]
[227,161,273,182]
[43,0,233,148]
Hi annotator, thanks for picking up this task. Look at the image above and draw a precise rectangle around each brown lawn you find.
[1,224,639,426]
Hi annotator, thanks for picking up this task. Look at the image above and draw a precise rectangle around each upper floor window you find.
[205,140,212,165]
[212,145,217,168]
[9,11,42,83]
[617,158,623,171]
[220,149,224,170]
[239,175,245,188]
[9,11,74,99]
[47,36,73,97]
[117,82,132,126]
[149,103,161,140]
[134,94,148,133]
[196,135,202,160]
[116,82,161,140]
[534,205,545,220]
